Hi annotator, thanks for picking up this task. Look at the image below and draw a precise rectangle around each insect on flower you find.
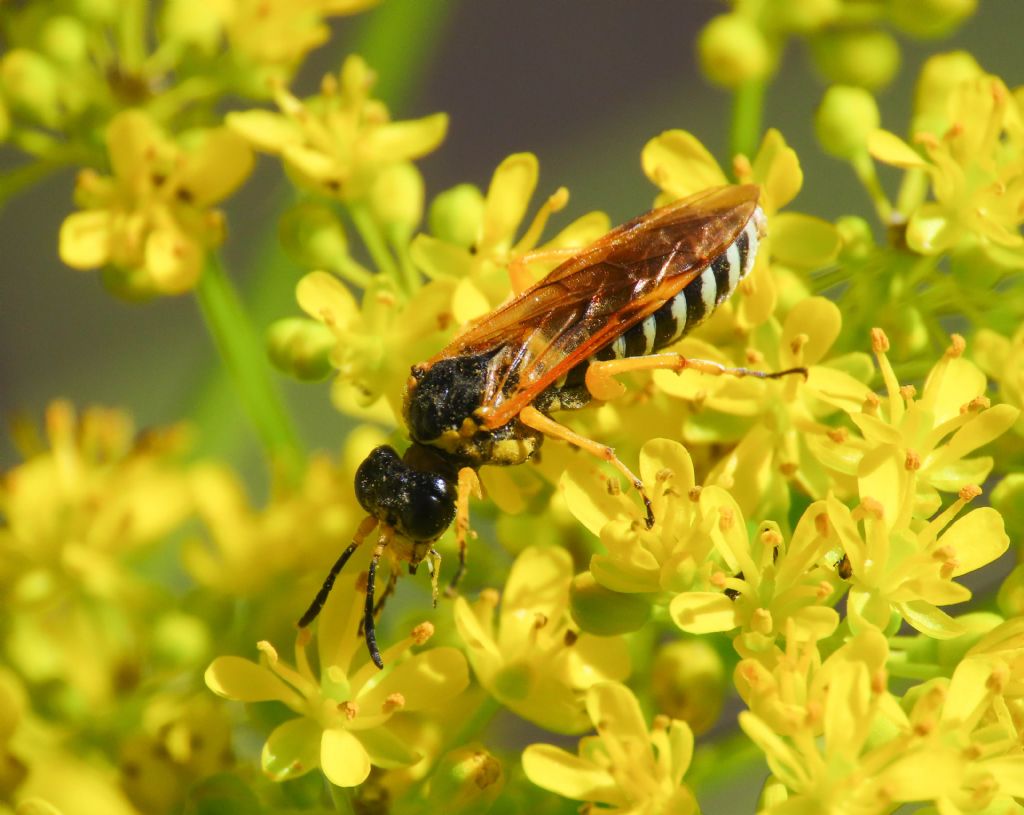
[299,184,805,667]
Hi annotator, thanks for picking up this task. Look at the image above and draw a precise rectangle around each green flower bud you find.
[815,86,880,159]
[39,16,90,66]
[889,0,977,39]
[369,161,425,234]
[698,14,773,89]
[651,639,726,735]
[426,745,504,814]
[428,183,485,249]
[267,317,336,381]
[992,474,1024,545]
[151,612,211,668]
[762,0,840,34]
[0,49,62,128]
[835,215,876,260]
[935,612,1004,669]
[569,571,652,635]
[810,29,900,90]
[278,202,348,270]
[998,563,1024,619]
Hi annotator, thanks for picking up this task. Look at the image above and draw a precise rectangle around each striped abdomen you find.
[537,208,764,412]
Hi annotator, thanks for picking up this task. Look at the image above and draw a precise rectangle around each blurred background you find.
[0,0,1019,467]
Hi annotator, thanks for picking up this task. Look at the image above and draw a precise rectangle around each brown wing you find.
[427,184,761,429]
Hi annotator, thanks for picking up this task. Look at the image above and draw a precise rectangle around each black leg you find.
[364,546,385,669]
[297,516,377,628]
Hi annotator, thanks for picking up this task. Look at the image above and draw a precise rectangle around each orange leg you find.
[518,405,654,528]
[298,515,379,628]
[508,246,584,295]
[446,466,481,595]
[585,353,807,401]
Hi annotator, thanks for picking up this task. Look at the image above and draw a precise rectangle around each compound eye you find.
[399,473,457,541]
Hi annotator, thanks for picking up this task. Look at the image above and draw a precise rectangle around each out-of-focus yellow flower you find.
[412,152,610,323]
[119,695,233,815]
[810,331,1020,521]
[642,127,840,330]
[183,430,379,596]
[973,325,1024,439]
[650,639,727,735]
[453,546,630,734]
[670,497,839,659]
[522,681,698,815]
[228,56,446,203]
[206,573,468,787]
[826,486,1007,638]
[869,70,1024,264]
[58,110,253,297]
[0,402,192,711]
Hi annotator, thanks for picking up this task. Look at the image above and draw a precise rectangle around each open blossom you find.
[453,546,631,734]
[522,681,698,815]
[206,573,468,786]
[58,111,253,296]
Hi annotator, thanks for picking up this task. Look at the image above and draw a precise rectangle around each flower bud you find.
[936,612,1004,669]
[763,0,840,34]
[569,571,652,635]
[369,161,425,235]
[267,317,336,381]
[426,745,504,814]
[151,612,211,669]
[836,215,875,260]
[39,16,90,66]
[815,86,880,159]
[697,14,773,89]
[998,564,1024,619]
[889,0,977,39]
[428,183,485,249]
[0,49,62,128]
[651,639,726,735]
[810,29,900,90]
[278,202,348,270]
[912,51,983,134]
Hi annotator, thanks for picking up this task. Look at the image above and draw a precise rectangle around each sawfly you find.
[298,184,805,667]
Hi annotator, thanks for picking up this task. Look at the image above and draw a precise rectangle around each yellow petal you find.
[782,297,841,367]
[503,546,572,621]
[640,130,727,199]
[481,153,538,251]
[262,717,320,781]
[804,366,873,413]
[867,129,927,168]
[669,592,737,634]
[752,129,802,211]
[205,656,298,703]
[906,202,960,255]
[452,277,492,323]
[521,744,623,805]
[58,210,112,269]
[225,110,302,153]
[409,233,473,280]
[359,113,448,163]
[546,210,611,249]
[357,647,468,712]
[144,225,203,293]
[296,270,359,328]
[585,682,651,756]
[940,507,1009,576]
[895,599,964,639]
[770,213,841,270]
[320,727,372,787]
[638,438,695,493]
[107,109,167,181]
[180,127,254,206]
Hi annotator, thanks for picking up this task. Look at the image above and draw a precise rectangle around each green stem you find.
[851,152,894,225]
[194,253,303,482]
[729,79,766,164]
[389,226,423,295]
[347,201,403,291]
[328,782,357,814]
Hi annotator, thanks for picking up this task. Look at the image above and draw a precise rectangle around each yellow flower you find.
[411,152,611,323]
[227,55,446,202]
[522,681,698,815]
[0,402,192,711]
[670,496,839,659]
[58,110,253,296]
[973,325,1024,439]
[869,69,1024,264]
[653,297,873,520]
[453,546,630,734]
[205,573,469,787]
[809,331,1020,521]
[826,487,1008,638]
[183,431,377,596]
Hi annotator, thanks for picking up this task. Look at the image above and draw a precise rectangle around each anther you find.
[870,327,890,354]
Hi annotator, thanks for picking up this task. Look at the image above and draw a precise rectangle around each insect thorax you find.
[404,354,542,468]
